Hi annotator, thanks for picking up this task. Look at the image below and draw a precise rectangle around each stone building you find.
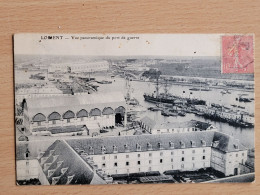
[140,116,217,134]
[67,131,247,177]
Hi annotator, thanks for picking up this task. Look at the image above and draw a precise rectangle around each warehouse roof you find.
[24,92,126,118]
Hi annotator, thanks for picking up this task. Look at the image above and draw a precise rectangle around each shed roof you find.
[25,92,126,118]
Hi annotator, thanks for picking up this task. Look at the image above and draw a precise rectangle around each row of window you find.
[102,156,206,167]
[156,127,196,133]
[104,163,206,172]
[101,150,207,160]
[230,153,245,157]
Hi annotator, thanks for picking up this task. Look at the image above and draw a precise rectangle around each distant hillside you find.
[149,57,254,81]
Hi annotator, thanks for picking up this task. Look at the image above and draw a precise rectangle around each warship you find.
[143,77,206,106]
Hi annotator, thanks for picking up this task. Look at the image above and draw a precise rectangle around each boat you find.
[144,78,206,106]
[223,106,230,110]
[189,88,200,91]
[144,78,175,104]
[129,105,147,112]
[167,109,178,116]
[195,112,204,116]
[201,87,211,91]
[161,110,170,117]
[169,112,178,117]
[97,80,112,84]
[30,73,45,80]
[148,107,161,111]
[178,111,186,117]
[143,94,175,104]
[157,103,172,108]
[238,97,252,103]
[220,90,227,95]
[231,104,237,107]
[211,103,222,109]
[187,99,206,105]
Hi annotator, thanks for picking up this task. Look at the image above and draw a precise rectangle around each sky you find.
[14,34,221,56]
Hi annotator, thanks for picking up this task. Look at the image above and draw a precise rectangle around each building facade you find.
[140,116,217,134]
[67,131,248,177]
[23,92,127,136]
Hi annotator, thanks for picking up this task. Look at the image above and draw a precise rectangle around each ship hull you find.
[143,94,175,104]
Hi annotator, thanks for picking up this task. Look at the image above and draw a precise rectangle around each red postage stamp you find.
[222,35,254,74]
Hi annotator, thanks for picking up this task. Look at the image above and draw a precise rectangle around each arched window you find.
[115,106,125,114]
[48,112,61,121]
[63,110,75,119]
[32,113,46,122]
[89,108,101,117]
[102,107,114,115]
[76,109,88,118]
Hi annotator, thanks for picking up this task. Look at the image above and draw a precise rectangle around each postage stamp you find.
[222,35,254,74]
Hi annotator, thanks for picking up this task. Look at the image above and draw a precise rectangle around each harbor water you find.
[96,76,255,149]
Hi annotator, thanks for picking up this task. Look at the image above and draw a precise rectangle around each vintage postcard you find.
[14,34,255,185]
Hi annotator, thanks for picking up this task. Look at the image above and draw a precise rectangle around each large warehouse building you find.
[48,61,109,73]
[23,92,127,136]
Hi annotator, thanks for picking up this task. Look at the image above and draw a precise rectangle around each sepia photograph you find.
[14,34,255,185]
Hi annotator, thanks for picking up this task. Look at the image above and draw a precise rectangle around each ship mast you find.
[163,78,169,98]
[155,77,159,98]
[125,76,131,100]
